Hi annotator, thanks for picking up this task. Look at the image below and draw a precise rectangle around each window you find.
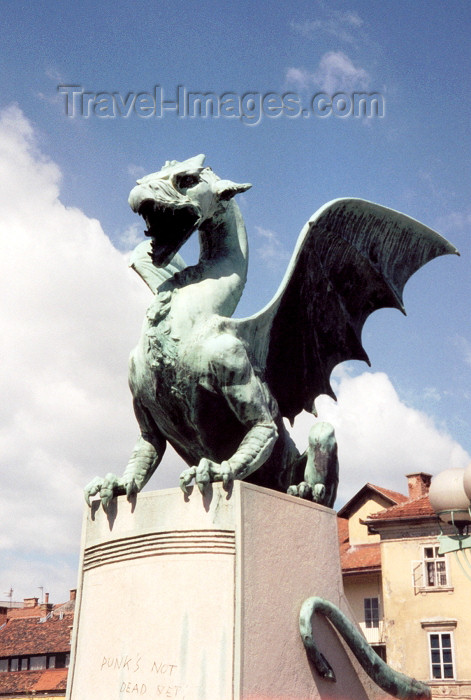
[429,632,455,679]
[29,655,47,670]
[372,644,387,662]
[53,652,69,669]
[423,546,447,587]
[0,653,70,673]
[364,597,380,628]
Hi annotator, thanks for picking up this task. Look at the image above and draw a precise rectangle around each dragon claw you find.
[179,466,197,494]
[100,473,120,509]
[179,459,235,494]
[84,473,125,509]
[287,481,327,503]
[195,461,211,493]
[220,461,233,489]
[312,482,326,503]
[125,478,139,498]
[84,476,103,506]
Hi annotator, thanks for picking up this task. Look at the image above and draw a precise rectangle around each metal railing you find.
[359,620,384,644]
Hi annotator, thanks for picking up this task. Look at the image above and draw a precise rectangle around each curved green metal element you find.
[299,597,431,700]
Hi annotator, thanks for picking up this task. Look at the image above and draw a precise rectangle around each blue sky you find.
[0,1,470,603]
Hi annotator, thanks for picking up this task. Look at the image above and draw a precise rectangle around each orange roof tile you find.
[33,667,68,691]
[338,482,407,518]
[337,517,381,573]
[0,670,43,694]
[0,668,68,695]
[367,484,409,504]
[0,614,72,657]
[341,542,381,572]
[367,495,436,522]
[6,607,44,619]
[337,515,349,548]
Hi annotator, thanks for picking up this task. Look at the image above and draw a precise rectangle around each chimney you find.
[406,472,432,499]
[40,591,53,615]
[23,597,39,608]
[70,589,77,601]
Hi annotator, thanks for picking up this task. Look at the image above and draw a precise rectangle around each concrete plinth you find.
[67,482,383,700]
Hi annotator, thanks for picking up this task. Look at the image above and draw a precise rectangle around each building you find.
[0,592,75,699]
[339,473,471,699]
[338,482,408,661]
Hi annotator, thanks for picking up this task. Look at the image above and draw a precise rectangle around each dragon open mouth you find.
[137,199,200,266]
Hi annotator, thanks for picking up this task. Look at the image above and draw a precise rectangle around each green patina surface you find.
[84,155,457,510]
[300,597,431,700]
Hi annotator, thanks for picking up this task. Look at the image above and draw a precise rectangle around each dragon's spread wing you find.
[235,198,458,424]
[129,240,186,293]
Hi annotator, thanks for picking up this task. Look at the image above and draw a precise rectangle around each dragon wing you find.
[234,198,458,424]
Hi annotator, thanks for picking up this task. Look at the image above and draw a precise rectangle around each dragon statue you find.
[85,154,457,509]
[83,155,456,699]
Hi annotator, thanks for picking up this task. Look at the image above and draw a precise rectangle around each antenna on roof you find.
[38,586,44,604]
[4,588,13,607]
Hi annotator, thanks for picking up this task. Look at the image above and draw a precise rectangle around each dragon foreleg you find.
[85,432,165,508]
[299,597,430,700]
[180,421,278,493]
[121,434,163,492]
[225,420,279,479]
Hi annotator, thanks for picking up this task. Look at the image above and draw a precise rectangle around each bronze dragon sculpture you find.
[85,154,457,509]
[83,155,455,699]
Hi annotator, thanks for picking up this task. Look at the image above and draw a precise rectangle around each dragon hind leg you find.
[287,421,339,508]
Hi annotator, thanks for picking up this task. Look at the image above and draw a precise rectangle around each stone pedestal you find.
[67,482,383,700]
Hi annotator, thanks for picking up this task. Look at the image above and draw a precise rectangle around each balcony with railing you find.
[359,620,384,644]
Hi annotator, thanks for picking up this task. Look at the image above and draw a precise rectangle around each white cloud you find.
[127,163,147,180]
[287,371,470,505]
[423,386,442,403]
[255,225,291,272]
[435,209,471,236]
[315,51,370,93]
[285,67,311,91]
[117,221,145,252]
[0,105,185,603]
[286,51,370,94]
[291,10,364,44]
[45,66,64,82]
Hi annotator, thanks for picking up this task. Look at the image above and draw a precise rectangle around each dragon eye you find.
[177,173,200,189]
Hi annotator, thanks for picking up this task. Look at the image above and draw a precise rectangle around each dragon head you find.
[128,154,251,266]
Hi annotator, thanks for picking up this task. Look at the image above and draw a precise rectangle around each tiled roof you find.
[368,484,409,504]
[337,517,381,572]
[0,668,68,694]
[0,670,43,694]
[0,614,72,657]
[338,482,407,518]
[337,515,349,548]
[341,542,381,572]
[367,495,435,522]
[33,668,68,691]
[53,599,76,616]
[6,607,44,619]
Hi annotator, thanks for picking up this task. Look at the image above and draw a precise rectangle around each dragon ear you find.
[215,180,252,201]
